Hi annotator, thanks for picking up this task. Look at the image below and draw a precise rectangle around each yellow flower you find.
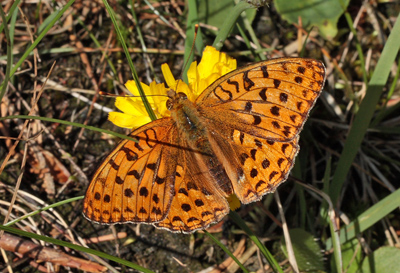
[227,194,241,211]
[108,46,237,129]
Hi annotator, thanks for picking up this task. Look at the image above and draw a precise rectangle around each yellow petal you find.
[188,46,237,98]
[125,80,151,97]
[108,112,151,128]
[175,79,190,92]
[227,194,241,211]
[115,97,147,116]
[147,81,170,117]
[149,81,168,95]
[197,46,224,78]
[187,61,198,87]
[161,63,176,88]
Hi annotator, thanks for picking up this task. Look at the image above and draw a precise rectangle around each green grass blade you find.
[236,24,261,61]
[183,0,204,83]
[0,7,13,102]
[329,13,400,204]
[238,5,264,61]
[370,56,400,127]
[101,0,157,121]
[0,0,21,34]
[342,10,367,84]
[330,212,343,273]
[212,1,254,50]
[130,0,157,79]
[4,197,84,227]
[0,115,138,142]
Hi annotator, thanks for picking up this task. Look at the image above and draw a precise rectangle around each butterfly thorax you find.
[167,91,214,156]
[167,91,205,139]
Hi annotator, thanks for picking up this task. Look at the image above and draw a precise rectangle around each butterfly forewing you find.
[196,58,325,141]
[83,118,178,224]
[195,58,325,204]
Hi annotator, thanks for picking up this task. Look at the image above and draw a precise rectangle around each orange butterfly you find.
[83,57,326,233]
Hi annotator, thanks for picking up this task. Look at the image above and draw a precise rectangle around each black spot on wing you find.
[195,199,204,207]
[121,147,138,161]
[281,144,289,154]
[181,204,191,212]
[227,79,239,92]
[109,159,119,170]
[261,66,269,78]
[139,187,149,197]
[127,169,141,180]
[239,132,245,144]
[124,188,134,197]
[272,121,281,129]
[280,93,288,103]
[253,115,262,125]
[178,188,189,196]
[152,207,162,215]
[243,70,255,91]
[262,159,270,169]
[155,176,165,184]
[215,86,232,101]
[255,180,266,191]
[250,168,258,178]
[270,106,280,116]
[244,102,253,112]
[297,66,306,74]
[239,153,249,165]
[259,88,268,101]
[116,176,124,185]
[250,149,257,160]
[294,76,303,84]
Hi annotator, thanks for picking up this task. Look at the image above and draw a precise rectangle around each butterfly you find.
[83,57,326,233]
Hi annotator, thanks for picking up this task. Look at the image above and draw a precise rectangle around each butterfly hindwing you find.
[208,123,299,204]
[83,118,179,224]
[154,137,230,233]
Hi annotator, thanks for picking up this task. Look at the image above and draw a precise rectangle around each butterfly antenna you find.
[99,91,167,98]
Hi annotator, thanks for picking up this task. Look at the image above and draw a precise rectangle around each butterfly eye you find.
[177,92,187,100]
[166,99,174,110]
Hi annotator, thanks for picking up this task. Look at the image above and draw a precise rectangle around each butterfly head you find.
[166,90,188,110]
